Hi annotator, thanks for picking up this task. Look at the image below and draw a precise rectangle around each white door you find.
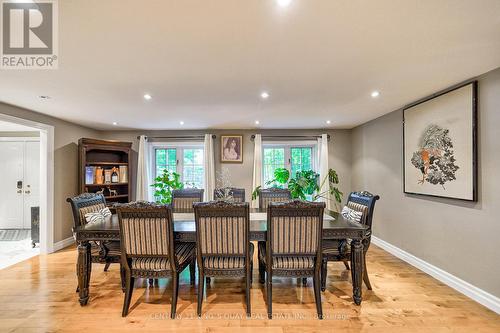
[23,141,40,229]
[0,142,25,229]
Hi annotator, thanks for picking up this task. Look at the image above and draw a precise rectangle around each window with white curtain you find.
[262,142,317,184]
[152,143,205,188]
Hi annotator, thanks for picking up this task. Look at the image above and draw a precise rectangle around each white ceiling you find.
[0,0,499,130]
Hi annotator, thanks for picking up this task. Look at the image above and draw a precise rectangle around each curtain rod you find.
[250,134,330,141]
[137,135,216,140]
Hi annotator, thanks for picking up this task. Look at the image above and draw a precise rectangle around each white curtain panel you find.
[203,134,216,201]
[251,134,263,208]
[136,135,151,201]
[318,134,331,210]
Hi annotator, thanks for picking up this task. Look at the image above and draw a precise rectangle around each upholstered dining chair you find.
[117,201,196,318]
[258,188,291,209]
[171,188,204,212]
[259,200,325,319]
[67,193,120,272]
[193,201,253,317]
[213,187,245,202]
[257,188,293,283]
[321,191,380,292]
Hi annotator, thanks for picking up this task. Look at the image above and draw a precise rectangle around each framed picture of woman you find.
[221,135,243,163]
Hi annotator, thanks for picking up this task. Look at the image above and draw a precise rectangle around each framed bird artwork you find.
[403,81,478,201]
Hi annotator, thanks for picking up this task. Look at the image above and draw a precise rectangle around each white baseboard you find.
[53,237,75,252]
[371,236,500,315]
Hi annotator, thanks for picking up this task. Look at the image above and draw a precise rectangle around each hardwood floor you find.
[0,244,499,333]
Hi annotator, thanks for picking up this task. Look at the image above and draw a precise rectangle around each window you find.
[153,145,204,189]
[262,143,316,184]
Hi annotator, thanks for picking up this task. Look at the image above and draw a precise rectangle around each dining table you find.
[73,208,368,307]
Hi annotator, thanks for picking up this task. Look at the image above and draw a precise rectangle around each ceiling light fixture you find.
[143,94,152,100]
[112,122,118,126]
[39,95,51,100]
[255,120,260,125]
[371,91,380,98]
[260,91,270,99]
[277,0,292,8]
[326,120,331,125]
[179,121,184,125]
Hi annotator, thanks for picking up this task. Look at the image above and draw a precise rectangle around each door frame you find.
[0,113,55,254]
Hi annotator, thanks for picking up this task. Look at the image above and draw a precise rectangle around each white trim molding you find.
[0,112,55,254]
[371,236,500,314]
[53,237,75,252]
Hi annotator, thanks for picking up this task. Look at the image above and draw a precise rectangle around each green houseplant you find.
[252,168,343,211]
[151,169,184,204]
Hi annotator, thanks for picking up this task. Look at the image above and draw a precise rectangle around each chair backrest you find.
[258,188,291,209]
[214,187,245,202]
[117,201,175,265]
[171,188,204,212]
[267,200,325,259]
[194,201,250,259]
[346,191,380,229]
[66,193,107,228]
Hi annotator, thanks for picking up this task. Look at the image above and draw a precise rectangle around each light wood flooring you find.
[0,244,499,333]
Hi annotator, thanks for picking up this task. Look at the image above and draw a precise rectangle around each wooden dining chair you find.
[67,193,120,272]
[258,188,291,209]
[117,201,196,318]
[321,191,380,292]
[259,200,325,319]
[171,188,204,212]
[194,201,253,317]
[213,187,245,202]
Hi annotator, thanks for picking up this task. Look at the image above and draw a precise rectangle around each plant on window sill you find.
[252,168,343,211]
[151,169,184,204]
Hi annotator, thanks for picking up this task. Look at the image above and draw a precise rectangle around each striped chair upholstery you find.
[258,188,291,209]
[66,193,120,269]
[214,187,245,202]
[193,200,253,317]
[321,191,380,292]
[259,200,325,319]
[117,201,196,318]
[172,189,204,212]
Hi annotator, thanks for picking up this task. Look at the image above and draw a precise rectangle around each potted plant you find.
[252,168,343,211]
[151,169,184,204]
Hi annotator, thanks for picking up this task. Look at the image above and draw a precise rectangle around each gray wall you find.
[101,129,352,205]
[0,102,101,243]
[351,67,500,298]
[0,131,40,137]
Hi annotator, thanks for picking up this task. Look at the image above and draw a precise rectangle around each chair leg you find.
[121,273,134,317]
[313,270,323,320]
[302,278,307,286]
[197,271,205,317]
[266,272,272,319]
[250,261,254,284]
[171,273,180,319]
[103,262,111,272]
[343,260,350,270]
[246,268,251,318]
[189,260,196,286]
[258,242,265,283]
[321,260,327,292]
[362,253,372,290]
[120,266,126,292]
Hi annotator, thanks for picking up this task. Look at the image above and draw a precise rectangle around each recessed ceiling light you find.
[143,94,152,100]
[277,0,292,7]
[260,91,270,99]
[179,121,184,125]
[39,95,51,100]
[326,120,331,125]
[255,120,260,125]
[112,122,118,126]
[371,91,380,98]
